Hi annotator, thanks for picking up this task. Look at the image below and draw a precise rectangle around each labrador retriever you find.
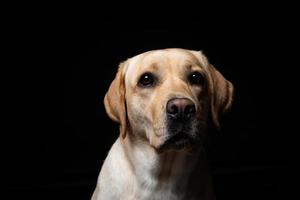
[91,48,234,200]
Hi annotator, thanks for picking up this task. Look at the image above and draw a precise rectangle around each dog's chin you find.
[156,133,199,153]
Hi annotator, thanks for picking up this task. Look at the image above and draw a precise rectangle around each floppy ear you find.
[189,50,234,128]
[104,62,128,138]
[207,64,234,128]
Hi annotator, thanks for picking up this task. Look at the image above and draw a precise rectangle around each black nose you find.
[166,98,196,120]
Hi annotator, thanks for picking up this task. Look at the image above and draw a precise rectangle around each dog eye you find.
[188,71,204,85]
[138,72,155,87]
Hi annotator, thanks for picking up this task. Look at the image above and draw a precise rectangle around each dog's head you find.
[104,48,234,152]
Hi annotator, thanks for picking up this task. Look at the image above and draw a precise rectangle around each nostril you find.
[169,105,179,115]
[184,105,196,115]
[167,100,180,116]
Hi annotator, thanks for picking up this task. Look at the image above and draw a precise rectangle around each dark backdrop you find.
[3,6,299,200]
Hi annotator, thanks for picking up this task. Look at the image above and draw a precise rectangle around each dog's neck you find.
[120,133,211,196]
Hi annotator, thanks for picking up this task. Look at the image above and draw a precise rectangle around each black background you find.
[3,4,299,200]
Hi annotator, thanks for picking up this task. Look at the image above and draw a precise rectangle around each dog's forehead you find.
[125,49,204,78]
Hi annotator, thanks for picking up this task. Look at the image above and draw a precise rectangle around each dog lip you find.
[166,133,189,143]
[159,133,194,151]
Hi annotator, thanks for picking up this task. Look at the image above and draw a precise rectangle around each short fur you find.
[92,48,234,200]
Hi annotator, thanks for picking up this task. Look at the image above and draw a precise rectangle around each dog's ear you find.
[207,64,234,128]
[190,50,234,128]
[104,61,128,138]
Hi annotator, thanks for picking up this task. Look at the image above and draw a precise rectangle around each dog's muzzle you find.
[159,98,200,151]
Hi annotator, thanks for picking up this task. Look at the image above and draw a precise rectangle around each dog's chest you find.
[129,155,195,200]
[128,180,187,200]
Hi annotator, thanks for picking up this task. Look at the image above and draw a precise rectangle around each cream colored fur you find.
[91,48,234,200]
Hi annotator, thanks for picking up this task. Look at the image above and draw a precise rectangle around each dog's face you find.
[104,49,234,152]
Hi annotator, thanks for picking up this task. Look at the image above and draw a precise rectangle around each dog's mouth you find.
[158,132,199,152]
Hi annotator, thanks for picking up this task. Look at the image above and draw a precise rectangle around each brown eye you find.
[138,72,155,87]
[189,71,204,85]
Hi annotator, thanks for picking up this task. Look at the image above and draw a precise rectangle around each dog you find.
[91,48,234,200]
